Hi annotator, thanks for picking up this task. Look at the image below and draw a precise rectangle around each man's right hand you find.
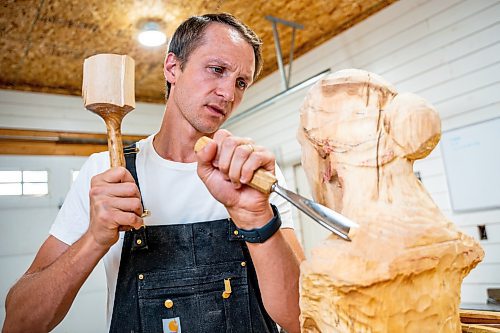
[88,167,144,249]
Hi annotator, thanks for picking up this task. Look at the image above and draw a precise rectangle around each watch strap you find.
[235,204,282,243]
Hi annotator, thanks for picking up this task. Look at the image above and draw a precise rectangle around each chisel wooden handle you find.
[194,136,277,194]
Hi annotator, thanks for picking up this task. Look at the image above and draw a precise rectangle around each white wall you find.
[227,0,500,304]
[0,89,164,134]
[0,1,498,330]
[0,155,107,332]
[0,91,164,331]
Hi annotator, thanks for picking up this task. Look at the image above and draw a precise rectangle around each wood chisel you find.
[195,136,358,241]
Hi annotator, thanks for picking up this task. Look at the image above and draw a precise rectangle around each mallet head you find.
[82,54,135,167]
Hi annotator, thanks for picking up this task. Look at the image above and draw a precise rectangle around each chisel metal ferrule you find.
[271,183,357,241]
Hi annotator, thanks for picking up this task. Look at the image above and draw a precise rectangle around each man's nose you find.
[216,78,236,102]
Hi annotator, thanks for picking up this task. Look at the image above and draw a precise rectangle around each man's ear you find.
[164,52,178,84]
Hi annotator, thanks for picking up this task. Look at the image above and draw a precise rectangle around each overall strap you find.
[123,143,148,251]
[124,144,142,197]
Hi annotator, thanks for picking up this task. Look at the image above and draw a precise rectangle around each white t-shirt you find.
[49,134,294,327]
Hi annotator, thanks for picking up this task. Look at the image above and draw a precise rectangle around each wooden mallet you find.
[82,54,135,167]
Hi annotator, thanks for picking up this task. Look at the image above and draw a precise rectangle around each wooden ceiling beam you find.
[0,128,146,156]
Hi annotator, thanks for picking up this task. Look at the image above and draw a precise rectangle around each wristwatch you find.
[235,204,282,243]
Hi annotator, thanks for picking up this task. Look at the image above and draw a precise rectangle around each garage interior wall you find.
[0,93,164,331]
[0,0,498,331]
[227,0,499,305]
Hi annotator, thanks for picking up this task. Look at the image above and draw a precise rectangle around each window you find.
[0,170,48,196]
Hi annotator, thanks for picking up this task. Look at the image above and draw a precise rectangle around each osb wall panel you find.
[0,0,395,103]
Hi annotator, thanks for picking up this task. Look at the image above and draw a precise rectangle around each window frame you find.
[0,170,49,196]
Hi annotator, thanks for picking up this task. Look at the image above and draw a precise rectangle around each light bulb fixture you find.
[138,21,166,47]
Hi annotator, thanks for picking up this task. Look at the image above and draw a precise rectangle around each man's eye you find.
[237,80,247,89]
[210,66,223,74]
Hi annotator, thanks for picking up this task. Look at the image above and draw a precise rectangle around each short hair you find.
[165,13,263,99]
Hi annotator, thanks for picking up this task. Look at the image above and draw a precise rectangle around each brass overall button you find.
[164,299,174,309]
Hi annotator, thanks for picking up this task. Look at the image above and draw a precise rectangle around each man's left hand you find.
[195,129,275,229]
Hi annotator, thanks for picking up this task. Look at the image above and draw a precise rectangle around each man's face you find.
[169,23,255,134]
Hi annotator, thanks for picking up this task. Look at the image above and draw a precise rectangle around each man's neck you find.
[153,105,204,163]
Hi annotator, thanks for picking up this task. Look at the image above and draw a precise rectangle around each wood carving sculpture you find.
[297,69,484,332]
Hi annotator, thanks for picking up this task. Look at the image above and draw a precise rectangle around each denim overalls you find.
[109,144,279,333]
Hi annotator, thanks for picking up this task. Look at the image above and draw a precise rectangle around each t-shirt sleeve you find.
[49,152,108,245]
[270,163,295,229]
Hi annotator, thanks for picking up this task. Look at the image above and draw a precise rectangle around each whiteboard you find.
[441,117,500,212]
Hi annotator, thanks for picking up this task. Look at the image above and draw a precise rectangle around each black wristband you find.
[235,204,282,243]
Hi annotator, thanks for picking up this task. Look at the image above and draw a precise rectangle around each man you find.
[3,13,303,333]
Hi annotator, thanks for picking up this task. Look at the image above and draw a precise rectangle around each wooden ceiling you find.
[0,0,395,104]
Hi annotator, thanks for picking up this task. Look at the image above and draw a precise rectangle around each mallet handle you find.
[104,113,125,168]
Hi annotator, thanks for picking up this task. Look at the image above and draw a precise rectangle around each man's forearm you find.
[247,230,301,333]
[3,233,107,333]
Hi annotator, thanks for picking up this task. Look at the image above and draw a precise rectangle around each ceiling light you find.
[138,22,166,47]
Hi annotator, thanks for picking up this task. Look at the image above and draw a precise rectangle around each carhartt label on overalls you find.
[162,317,181,333]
